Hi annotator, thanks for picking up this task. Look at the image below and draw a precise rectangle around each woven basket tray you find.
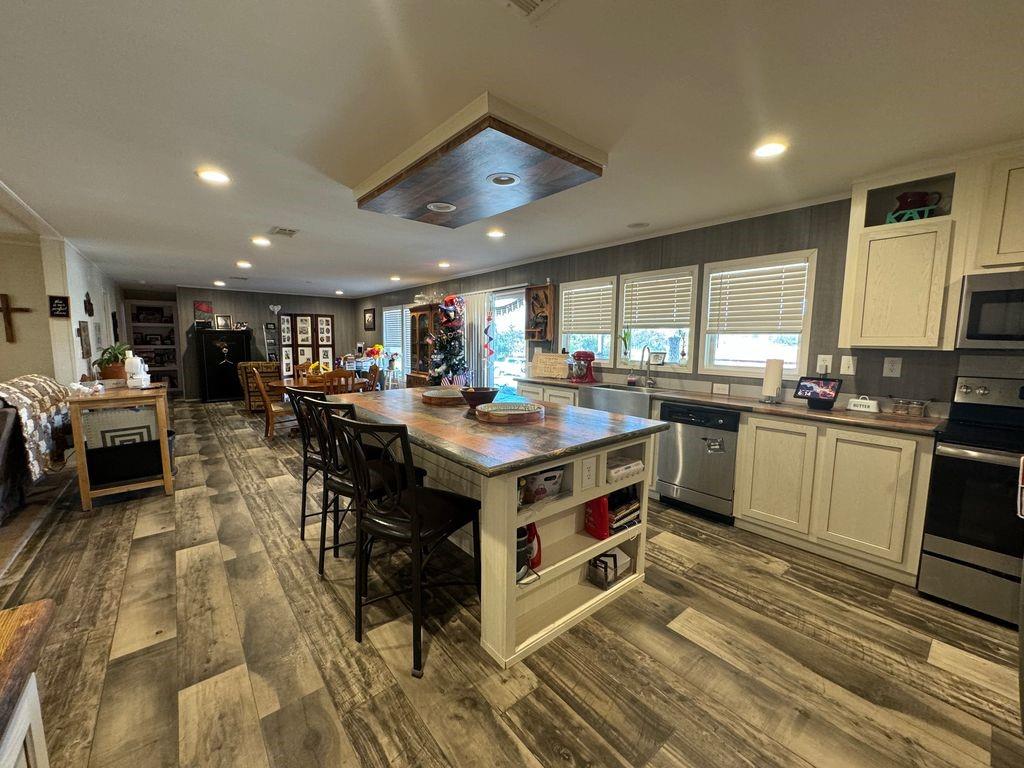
[475,402,545,424]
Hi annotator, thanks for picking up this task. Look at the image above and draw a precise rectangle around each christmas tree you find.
[428,294,469,384]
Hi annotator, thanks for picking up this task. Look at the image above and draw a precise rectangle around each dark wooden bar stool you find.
[332,414,481,678]
[285,386,328,539]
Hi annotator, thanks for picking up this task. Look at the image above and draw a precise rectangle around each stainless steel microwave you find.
[957,272,1024,349]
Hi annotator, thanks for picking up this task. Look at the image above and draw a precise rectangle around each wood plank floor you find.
[2,400,1021,767]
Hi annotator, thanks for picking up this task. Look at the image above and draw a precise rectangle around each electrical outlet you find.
[840,355,857,375]
[816,355,833,375]
[712,383,730,395]
[580,456,597,490]
[883,357,902,377]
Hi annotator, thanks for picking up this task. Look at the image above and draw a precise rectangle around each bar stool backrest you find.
[305,400,357,478]
[285,387,327,456]
[332,416,417,526]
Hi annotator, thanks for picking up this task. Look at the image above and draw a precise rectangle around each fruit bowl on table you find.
[460,387,499,409]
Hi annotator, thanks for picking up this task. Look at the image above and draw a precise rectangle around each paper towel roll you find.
[762,358,783,399]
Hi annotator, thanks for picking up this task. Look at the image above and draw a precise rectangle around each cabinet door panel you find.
[978,157,1024,267]
[543,387,577,406]
[850,220,952,347]
[813,429,915,562]
[735,417,817,534]
[517,384,544,401]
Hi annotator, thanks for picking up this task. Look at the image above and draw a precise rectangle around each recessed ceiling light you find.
[627,222,650,229]
[486,172,521,187]
[753,141,788,159]
[195,166,230,185]
[426,202,457,213]
[438,261,451,269]
[335,289,345,295]
[137,279,147,285]
[250,236,271,247]
[213,280,226,287]
[236,260,252,269]
[486,229,506,239]
[389,275,401,281]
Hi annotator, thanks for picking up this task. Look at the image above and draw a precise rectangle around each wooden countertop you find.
[67,382,168,404]
[329,388,668,477]
[515,377,942,436]
[0,600,53,734]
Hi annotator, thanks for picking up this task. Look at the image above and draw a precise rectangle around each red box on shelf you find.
[585,496,610,539]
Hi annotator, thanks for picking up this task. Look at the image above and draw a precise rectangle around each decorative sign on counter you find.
[48,295,70,318]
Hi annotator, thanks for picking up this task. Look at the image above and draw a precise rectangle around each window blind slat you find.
[705,260,809,334]
[561,282,614,334]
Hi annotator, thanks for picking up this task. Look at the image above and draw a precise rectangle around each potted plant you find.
[93,342,131,380]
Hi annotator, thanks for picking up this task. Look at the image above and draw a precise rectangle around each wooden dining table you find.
[268,375,368,393]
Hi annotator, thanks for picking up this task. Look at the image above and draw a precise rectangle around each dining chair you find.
[323,368,358,395]
[295,361,314,377]
[285,386,328,539]
[332,415,480,678]
[253,367,296,438]
[361,364,380,392]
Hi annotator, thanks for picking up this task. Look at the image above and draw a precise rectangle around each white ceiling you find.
[2,1,1023,297]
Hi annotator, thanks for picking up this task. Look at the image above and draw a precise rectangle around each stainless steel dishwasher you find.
[655,401,740,522]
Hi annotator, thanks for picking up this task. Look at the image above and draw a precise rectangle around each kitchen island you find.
[328,388,668,667]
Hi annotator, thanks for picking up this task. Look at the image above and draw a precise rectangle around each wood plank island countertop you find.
[0,599,53,744]
[329,388,668,476]
[326,388,667,667]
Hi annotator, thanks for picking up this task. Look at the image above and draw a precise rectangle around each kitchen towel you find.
[762,358,784,399]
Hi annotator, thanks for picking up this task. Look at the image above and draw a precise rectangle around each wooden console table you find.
[68,384,174,511]
[0,600,54,768]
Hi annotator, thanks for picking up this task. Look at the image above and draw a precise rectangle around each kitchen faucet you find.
[640,345,655,387]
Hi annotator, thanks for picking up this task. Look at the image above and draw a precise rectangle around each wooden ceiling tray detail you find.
[354,92,607,228]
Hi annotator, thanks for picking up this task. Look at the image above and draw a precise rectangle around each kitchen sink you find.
[578,383,658,418]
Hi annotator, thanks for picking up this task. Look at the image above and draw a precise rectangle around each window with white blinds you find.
[619,266,697,370]
[560,278,616,361]
[699,250,816,377]
[382,305,410,369]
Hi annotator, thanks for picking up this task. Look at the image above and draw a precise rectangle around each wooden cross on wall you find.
[0,294,32,343]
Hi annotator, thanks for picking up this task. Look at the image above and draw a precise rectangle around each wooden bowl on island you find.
[460,387,499,409]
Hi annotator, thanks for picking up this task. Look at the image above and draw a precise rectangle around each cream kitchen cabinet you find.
[732,413,933,583]
[845,220,953,348]
[976,155,1024,268]
[811,428,916,563]
[734,417,817,534]
[516,382,578,406]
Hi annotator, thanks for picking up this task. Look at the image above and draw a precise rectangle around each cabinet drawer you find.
[543,387,577,406]
[517,384,544,401]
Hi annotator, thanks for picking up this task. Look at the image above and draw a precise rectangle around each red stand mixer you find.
[568,350,598,383]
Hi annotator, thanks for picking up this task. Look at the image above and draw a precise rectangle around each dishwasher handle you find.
[659,401,740,432]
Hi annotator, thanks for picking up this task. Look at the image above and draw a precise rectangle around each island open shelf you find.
[329,388,667,668]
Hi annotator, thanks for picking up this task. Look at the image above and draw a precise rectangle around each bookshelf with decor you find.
[126,299,180,392]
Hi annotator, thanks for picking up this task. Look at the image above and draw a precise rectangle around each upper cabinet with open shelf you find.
[839,140,1024,351]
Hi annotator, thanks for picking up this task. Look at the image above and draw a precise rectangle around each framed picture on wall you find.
[363,308,376,332]
[317,315,333,345]
[296,315,312,345]
[281,347,293,377]
[318,346,333,371]
[280,315,292,344]
[214,314,232,330]
[297,346,313,364]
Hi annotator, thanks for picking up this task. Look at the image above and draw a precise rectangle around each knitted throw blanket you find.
[0,375,70,481]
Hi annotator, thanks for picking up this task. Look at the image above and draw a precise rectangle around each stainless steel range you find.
[917,376,1024,624]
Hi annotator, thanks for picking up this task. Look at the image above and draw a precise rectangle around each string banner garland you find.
[483,311,495,358]
[492,296,524,316]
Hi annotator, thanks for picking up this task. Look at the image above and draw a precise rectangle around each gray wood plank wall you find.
[351,199,971,401]
[174,288,354,399]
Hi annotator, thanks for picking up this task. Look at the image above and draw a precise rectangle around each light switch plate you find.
[840,355,857,375]
[712,383,730,395]
[816,355,833,375]
[883,357,902,377]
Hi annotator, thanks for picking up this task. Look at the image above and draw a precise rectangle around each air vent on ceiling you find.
[228,276,249,281]
[268,226,298,238]
[499,0,562,18]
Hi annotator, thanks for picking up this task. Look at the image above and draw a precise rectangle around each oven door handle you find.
[935,443,1023,467]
